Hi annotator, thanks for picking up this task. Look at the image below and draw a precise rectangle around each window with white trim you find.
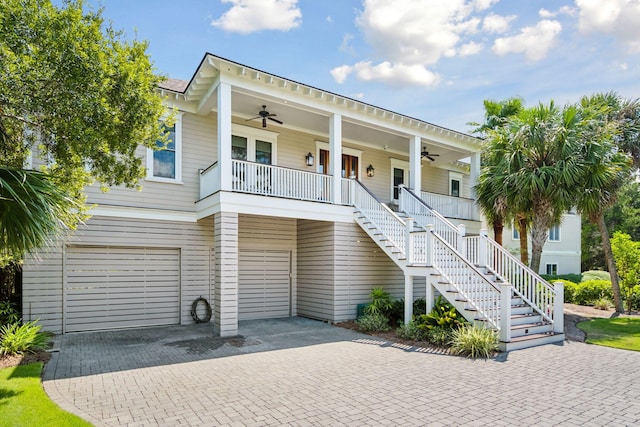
[147,113,182,182]
[449,171,462,197]
[546,263,558,275]
[232,124,277,164]
[512,223,520,240]
[548,225,560,242]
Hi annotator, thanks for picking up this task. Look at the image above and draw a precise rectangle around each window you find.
[449,172,463,197]
[548,225,560,242]
[342,154,359,178]
[512,224,520,240]
[232,124,277,164]
[147,113,182,182]
[546,263,558,275]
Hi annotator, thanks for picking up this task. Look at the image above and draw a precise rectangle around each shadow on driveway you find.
[44,317,376,381]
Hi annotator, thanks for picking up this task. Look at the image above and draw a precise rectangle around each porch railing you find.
[420,191,479,221]
[199,161,219,200]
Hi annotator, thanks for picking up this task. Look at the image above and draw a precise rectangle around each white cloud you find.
[482,13,516,34]
[339,33,355,54]
[352,61,441,87]
[326,16,333,23]
[492,19,562,61]
[211,0,301,34]
[576,0,640,52]
[539,6,576,18]
[355,0,490,66]
[330,65,353,84]
[459,41,484,56]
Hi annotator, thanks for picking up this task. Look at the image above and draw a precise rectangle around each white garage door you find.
[65,246,180,332]
[239,250,291,320]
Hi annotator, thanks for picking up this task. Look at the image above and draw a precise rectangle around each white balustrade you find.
[476,233,557,324]
[420,191,480,221]
[230,160,332,202]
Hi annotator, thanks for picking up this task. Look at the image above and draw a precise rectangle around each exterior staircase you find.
[349,180,564,351]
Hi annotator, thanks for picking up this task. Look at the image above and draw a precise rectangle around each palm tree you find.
[574,93,637,312]
[0,167,82,261]
[472,97,524,247]
[487,102,581,273]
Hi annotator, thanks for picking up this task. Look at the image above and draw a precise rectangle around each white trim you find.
[449,171,463,197]
[548,224,561,242]
[390,158,410,202]
[147,112,183,182]
[314,140,363,178]
[89,205,197,222]
[232,123,278,164]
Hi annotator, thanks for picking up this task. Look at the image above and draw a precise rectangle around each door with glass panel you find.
[232,135,273,192]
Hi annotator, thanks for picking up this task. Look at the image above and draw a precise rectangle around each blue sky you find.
[86,0,640,133]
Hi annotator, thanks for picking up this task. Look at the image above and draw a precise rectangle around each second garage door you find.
[64,246,181,332]
[238,249,291,320]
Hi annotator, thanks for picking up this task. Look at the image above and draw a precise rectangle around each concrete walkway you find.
[43,317,640,426]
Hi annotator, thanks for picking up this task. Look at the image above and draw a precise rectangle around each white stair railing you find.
[351,179,407,256]
[429,227,501,329]
[472,231,557,325]
[399,185,461,250]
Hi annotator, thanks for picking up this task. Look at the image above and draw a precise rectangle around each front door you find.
[390,159,410,204]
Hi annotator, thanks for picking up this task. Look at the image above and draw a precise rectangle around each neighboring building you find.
[501,212,582,276]
[22,53,563,350]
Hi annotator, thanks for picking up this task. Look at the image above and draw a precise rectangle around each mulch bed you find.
[0,351,51,370]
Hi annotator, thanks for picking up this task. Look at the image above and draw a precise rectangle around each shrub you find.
[416,296,466,331]
[387,297,428,326]
[0,321,50,355]
[547,279,578,304]
[0,301,20,325]
[626,285,640,312]
[364,287,393,317]
[581,270,611,282]
[449,324,499,358]
[541,273,582,284]
[593,298,612,310]
[425,326,453,346]
[574,280,613,305]
[356,313,390,333]
[396,320,425,341]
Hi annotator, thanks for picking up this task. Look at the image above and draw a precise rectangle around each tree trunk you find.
[493,221,503,246]
[530,221,547,274]
[596,212,624,312]
[517,216,529,265]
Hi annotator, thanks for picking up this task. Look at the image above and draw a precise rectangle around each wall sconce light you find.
[366,164,375,177]
[305,152,314,167]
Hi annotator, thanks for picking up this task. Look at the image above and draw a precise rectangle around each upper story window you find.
[449,171,462,197]
[548,225,560,242]
[147,112,183,183]
[232,124,277,164]
[512,224,520,240]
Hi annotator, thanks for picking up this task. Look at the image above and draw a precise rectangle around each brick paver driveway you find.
[44,317,640,426]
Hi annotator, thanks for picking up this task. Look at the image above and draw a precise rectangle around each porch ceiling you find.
[220,86,473,165]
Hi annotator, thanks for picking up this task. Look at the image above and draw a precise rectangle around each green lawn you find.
[0,362,92,427]
[577,317,640,351]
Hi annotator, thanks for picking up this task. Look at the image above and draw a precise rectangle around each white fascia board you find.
[195,191,355,223]
[89,205,197,222]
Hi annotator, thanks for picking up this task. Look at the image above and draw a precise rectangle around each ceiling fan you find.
[246,105,283,128]
[421,147,440,162]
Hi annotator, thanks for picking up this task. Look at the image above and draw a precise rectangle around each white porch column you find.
[470,151,481,199]
[214,211,238,336]
[404,274,413,324]
[409,135,421,194]
[217,82,232,192]
[329,113,342,204]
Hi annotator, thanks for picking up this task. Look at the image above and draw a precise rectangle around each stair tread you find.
[508,332,562,342]
[511,321,551,330]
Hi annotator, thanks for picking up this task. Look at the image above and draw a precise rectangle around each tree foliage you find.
[0,0,169,193]
[0,0,169,262]
[610,232,640,313]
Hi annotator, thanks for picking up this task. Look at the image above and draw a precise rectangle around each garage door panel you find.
[238,250,290,321]
[65,246,180,333]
